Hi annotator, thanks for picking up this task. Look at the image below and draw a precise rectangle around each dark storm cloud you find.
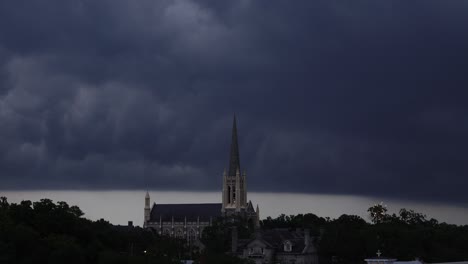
[0,0,467,204]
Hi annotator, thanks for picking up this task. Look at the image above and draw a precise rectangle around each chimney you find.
[319,227,325,241]
[301,229,311,254]
[304,229,310,246]
[231,227,238,254]
[128,221,133,227]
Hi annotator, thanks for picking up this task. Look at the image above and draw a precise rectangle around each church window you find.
[188,228,197,245]
[163,228,171,237]
[233,186,236,203]
[175,229,184,239]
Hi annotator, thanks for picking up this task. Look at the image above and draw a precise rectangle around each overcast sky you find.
[0,1,467,205]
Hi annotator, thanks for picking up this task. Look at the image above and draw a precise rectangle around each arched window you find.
[232,186,236,203]
[175,228,184,239]
[188,228,197,245]
[163,228,171,237]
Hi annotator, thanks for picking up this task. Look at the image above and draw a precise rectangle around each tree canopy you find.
[1,196,467,264]
[260,206,468,264]
[0,197,185,264]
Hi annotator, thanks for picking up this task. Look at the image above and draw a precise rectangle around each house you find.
[233,228,319,264]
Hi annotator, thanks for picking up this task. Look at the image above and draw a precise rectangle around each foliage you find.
[0,197,186,264]
[200,216,255,264]
[199,253,254,264]
[260,206,468,264]
[2,196,467,264]
[262,213,327,236]
[367,202,388,224]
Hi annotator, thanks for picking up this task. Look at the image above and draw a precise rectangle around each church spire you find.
[228,115,241,176]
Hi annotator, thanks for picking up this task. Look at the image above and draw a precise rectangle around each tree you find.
[0,197,8,209]
[399,209,427,225]
[368,202,388,224]
[47,235,85,264]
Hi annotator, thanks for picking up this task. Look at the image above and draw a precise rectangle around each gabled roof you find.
[149,203,222,222]
[247,201,255,213]
[246,238,272,249]
[243,229,310,254]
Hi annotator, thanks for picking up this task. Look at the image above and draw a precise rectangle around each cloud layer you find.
[0,1,467,204]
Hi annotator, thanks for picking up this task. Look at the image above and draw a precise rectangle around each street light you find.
[144,250,148,264]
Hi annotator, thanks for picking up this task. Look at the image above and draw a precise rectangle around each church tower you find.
[222,116,248,216]
[144,191,150,227]
[142,116,259,234]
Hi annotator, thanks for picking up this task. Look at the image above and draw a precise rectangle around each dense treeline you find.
[0,197,188,264]
[1,196,467,264]
[0,196,253,264]
[200,216,255,264]
[261,204,468,264]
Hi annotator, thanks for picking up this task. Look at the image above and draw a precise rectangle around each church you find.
[143,116,260,244]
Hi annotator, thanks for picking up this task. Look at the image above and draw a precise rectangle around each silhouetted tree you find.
[367,202,388,224]
[1,197,467,264]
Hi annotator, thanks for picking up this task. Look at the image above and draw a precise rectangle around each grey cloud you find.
[0,1,467,205]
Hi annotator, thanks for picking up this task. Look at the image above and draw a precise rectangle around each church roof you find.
[247,201,255,213]
[228,115,241,176]
[150,203,222,222]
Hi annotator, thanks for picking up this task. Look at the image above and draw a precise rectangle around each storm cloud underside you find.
[0,1,467,205]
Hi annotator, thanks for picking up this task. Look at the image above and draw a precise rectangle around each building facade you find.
[144,116,260,244]
[233,228,319,264]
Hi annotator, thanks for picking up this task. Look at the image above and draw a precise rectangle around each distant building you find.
[233,228,319,264]
[364,251,397,264]
[431,262,468,264]
[365,256,398,264]
[364,251,468,264]
[143,116,260,245]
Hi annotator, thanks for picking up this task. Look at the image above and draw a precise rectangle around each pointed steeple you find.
[228,115,241,176]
